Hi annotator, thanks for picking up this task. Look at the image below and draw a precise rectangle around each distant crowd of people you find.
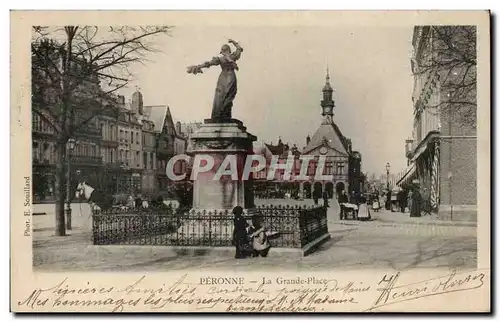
[254,189,300,200]
[111,185,194,211]
[371,185,424,217]
[111,194,166,209]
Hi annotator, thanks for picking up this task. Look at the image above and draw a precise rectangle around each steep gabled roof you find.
[265,143,286,156]
[302,120,349,155]
[164,107,176,134]
[178,122,203,139]
[331,121,351,152]
[143,105,168,133]
[254,141,273,158]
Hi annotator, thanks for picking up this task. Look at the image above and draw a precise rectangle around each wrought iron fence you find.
[92,204,327,248]
[299,206,328,246]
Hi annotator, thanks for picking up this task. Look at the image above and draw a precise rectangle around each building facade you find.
[98,96,122,194]
[32,111,105,202]
[397,26,477,220]
[141,116,157,196]
[32,85,188,202]
[252,70,363,200]
[32,110,60,202]
[116,107,143,194]
[300,70,357,199]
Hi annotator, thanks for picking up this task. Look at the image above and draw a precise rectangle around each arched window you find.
[43,143,50,161]
[33,114,40,132]
[32,141,39,161]
[52,145,57,163]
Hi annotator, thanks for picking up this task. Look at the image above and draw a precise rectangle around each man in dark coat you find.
[350,190,358,205]
[398,189,407,213]
[313,189,319,206]
[386,190,392,210]
[322,190,329,208]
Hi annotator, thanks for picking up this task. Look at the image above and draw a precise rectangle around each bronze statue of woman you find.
[187,39,243,121]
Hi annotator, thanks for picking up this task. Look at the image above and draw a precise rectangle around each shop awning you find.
[396,163,416,187]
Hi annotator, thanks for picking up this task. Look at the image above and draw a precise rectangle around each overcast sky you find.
[118,25,415,177]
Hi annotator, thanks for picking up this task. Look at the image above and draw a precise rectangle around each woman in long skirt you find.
[232,206,250,258]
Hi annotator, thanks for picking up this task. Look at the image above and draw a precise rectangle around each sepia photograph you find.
[10,10,490,313]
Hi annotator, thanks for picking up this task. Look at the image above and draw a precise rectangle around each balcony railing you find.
[157,147,175,156]
[101,139,119,148]
[33,158,52,165]
[75,126,102,137]
[102,161,126,170]
[70,155,103,165]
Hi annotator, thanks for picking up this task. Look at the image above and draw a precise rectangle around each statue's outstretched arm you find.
[187,57,220,75]
[228,39,243,61]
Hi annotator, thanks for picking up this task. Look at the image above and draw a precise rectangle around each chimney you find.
[117,95,125,106]
[345,138,352,153]
[176,121,182,135]
[131,89,144,115]
[306,135,311,145]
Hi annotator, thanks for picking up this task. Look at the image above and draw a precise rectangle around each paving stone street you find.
[32,200,477,272]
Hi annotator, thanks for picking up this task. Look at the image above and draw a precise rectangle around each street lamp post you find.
[65,138,76,230]
[385,162,391,191]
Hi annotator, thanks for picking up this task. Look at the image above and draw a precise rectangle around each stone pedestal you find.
[188,119,257,211]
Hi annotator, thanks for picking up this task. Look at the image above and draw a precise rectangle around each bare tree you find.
[32,26,172,236]
[413,26,477,127]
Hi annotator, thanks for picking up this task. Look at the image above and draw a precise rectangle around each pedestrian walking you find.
[386,190,392,210]
[407,189,413,213]
[322,190,329,208]
[398,189,407,213]
[313,189,319,206]
[350,190,358,205]
[338,190,349,220]
[410,187,422,217]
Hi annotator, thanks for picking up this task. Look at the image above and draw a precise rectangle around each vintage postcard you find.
[10,10,490,312]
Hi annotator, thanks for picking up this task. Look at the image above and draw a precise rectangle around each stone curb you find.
[331,219,477,228]
[33,230,321,258]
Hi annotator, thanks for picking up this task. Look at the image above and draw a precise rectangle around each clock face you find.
[319,147,328,155]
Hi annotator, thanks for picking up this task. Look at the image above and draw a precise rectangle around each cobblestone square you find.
[32,200,477,272]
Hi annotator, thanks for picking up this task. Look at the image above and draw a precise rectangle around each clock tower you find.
[301,68,352,200]
[321,67,335,124]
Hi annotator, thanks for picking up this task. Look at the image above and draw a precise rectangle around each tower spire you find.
[321,66,335,122]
